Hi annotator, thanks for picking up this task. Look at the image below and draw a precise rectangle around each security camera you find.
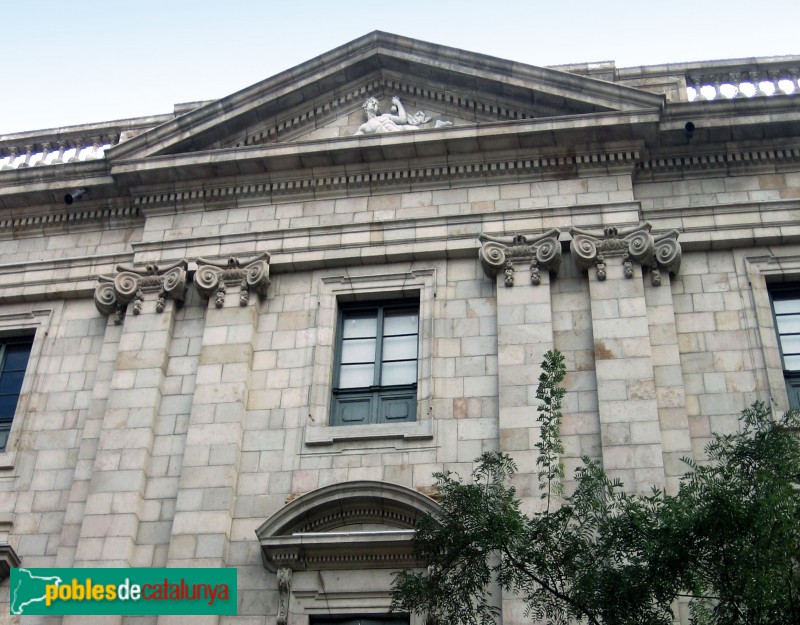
[64,188,88,205]
[684,122,695,141]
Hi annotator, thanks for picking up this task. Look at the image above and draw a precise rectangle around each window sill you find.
[304,419,433,446]
[0,451,16,471]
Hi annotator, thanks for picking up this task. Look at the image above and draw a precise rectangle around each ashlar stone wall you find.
[1,162,798,624]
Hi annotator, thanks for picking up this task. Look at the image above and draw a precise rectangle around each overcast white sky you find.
[2,0,798,135]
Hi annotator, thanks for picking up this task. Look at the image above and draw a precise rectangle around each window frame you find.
[305,269,435,446]
[768,284,800,409]
[0,336,35,452]
[331,301,420,426]
[0,308,51,468]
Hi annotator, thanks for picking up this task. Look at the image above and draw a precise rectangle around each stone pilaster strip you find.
[195,252,270,307]
[587,262,666,493]
[644,273,693,496]
[72,298,178,570]
[481,231,557,512]
[160,285,263,625]
[479,229,561,286]
[55,318,124,567]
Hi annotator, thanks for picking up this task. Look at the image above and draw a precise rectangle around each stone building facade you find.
[0,31,799,624]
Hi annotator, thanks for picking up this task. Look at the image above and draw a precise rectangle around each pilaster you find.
[158,254,269,625]
[645,273,693,495]
[571,223,681,493]
[55,317,123,567]
[479,230,561,504]
[73,261,188,572]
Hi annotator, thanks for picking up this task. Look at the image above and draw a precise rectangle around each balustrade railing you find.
[685,66,800,101]
[0,134,117,170]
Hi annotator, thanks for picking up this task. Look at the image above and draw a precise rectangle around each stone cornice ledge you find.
[0,252,134,304]
[260,530,421,572]
[110,111,659,181]
[0,205,142,238]
[305,419,433,446]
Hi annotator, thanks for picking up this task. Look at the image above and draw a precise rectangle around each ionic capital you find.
[570,222,680,284]
[195,252,270,307]
[94,260,188,323]
[478,229,561,286]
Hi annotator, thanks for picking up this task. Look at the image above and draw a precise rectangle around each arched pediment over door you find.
[256,480,440,572]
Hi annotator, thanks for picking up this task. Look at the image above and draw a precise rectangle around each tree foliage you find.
[668,401,800,625]
[391,350,800,625]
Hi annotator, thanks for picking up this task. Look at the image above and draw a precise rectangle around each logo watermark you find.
[10,568,237,615]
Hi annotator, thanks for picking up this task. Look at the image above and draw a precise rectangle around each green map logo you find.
[9,568,237,615]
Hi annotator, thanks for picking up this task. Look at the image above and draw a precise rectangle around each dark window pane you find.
[0,371,25,395]
[0,395,20,419]
[0,337,32,450]
[3,343,32,371]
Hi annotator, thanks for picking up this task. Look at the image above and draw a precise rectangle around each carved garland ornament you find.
[569,222,681,284]
[478,229,562,286]
[276,567,291,625]
[195,252,270,307]
[94,261,188,323]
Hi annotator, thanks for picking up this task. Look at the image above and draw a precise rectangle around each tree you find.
[668,401,800,625]
[391,350,800,625]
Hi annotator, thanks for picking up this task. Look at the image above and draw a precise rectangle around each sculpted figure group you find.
[354,96,453,135]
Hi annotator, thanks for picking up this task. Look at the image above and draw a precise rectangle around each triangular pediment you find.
[108,31,664,162]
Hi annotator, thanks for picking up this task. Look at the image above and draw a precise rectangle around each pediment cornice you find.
[105,31,665,162]
[256,480,440,572]
[111,111,658,187]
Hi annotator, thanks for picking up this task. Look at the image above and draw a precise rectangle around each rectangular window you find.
[331,302,419,426]
[0,336,33,451]
[770,287,800,409]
